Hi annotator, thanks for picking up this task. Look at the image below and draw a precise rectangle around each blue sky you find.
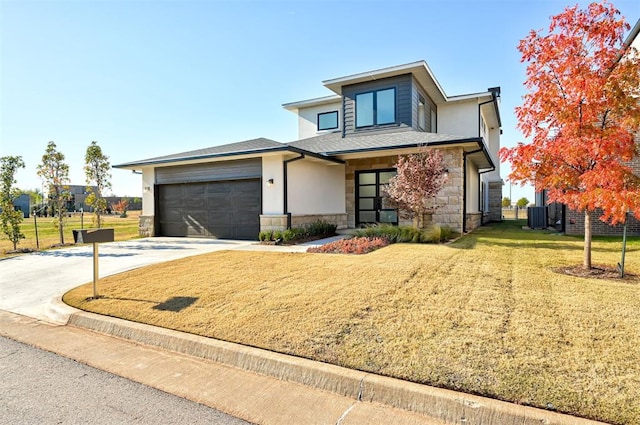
[2,0,639,202]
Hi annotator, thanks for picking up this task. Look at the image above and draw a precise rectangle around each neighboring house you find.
[115,61,503,239]
[1,194,31,218]
[536,19,640,236]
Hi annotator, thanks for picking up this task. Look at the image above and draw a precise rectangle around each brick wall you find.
[565,209,640,236]
[564,132,640,236]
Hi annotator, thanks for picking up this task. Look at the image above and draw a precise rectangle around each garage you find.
[155,159,261,240]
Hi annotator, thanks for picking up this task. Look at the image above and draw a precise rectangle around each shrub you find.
[306,220,337,237]
[307,237,390,255]
[258,220,337,243]
[353,224,457,244]
[258,230,273,241]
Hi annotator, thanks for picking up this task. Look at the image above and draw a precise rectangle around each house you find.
[536,19,640,236]
[114,61,503,239]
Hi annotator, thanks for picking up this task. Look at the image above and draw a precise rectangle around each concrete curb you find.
[69,311,606,425]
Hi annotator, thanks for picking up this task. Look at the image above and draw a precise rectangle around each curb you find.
[69,311,606,425]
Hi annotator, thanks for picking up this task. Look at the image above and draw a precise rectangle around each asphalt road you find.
[0,336,252,425]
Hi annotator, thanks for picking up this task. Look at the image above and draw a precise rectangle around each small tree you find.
[84,141,111,228]
[500,2,640,269]
[384,148,448,229]
[111,198,129,218]
[516,197,530,209]
[37,141,71,245]
[502,197,512,207]
[0,156,26,251]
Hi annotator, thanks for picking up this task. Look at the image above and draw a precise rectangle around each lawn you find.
[64,221,640,425]
[0,211,141,257]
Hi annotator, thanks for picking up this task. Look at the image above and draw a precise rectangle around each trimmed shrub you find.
[353,224,457,244]
[307,237,390,254]
[259,220,337,243]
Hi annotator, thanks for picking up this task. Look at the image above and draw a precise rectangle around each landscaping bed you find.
[64,221,640,424]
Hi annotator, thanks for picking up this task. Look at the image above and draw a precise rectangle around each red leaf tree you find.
[500,1,640,269]
[385,148,448,228]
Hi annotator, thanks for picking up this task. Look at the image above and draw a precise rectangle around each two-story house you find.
[115,61,503,239]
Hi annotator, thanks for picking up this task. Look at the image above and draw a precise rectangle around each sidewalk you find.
[0,239,607,425]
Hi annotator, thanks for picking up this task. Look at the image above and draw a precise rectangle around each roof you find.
[288,129,494,170]
[114,138,284,168]
[282,95,342,111]
[322,60,448,104]
[114,130,495,171]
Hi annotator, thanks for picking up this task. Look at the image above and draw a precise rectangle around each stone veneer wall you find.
[291,214,348,230]
[488,181,503,222]
[466,213,482,231]
[139,215,154,237]
[259,215,288,232]
[344,148,465,233]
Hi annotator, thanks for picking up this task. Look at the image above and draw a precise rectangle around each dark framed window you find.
[355,87,396,128]
[317,111,338,131]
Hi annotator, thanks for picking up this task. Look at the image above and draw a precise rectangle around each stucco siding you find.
[296,101,342,140]
[287,160,345,214]
[438,100,478,138]
[262,155,285,214]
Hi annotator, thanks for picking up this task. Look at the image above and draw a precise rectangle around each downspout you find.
[283,154,305,229]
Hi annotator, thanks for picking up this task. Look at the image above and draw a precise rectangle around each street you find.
[0,336,251,425]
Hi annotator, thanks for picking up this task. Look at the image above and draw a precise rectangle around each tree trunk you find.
[58,201,65,245]
[583,210,592,269]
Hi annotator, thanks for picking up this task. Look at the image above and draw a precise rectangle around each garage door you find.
[157,179,261,239]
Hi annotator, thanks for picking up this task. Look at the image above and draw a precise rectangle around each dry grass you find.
[0,211,141,257]
[64,221,640,424]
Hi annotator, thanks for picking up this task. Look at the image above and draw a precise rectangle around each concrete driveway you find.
[0,238,256,324]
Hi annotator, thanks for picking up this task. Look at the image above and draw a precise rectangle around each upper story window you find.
[317,111,339,131]
[355,87,396,128]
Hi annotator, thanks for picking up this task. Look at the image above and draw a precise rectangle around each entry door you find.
[356,169,398,226]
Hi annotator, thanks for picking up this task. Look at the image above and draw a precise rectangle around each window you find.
[317,111,338,131]
[355,88,396,128]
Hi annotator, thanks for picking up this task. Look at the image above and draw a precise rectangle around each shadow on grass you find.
[153,296,199,312]
[91,295,199,313]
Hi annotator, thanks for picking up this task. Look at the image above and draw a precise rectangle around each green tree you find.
[21,188,43,206]
[37,141,71,245]
[516,197,530,209]
[502,197,511,207]
[84,141,112,228]
[0,156,26,250]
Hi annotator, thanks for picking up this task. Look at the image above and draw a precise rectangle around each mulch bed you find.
[257,233,338,246]
[554,264,638,282]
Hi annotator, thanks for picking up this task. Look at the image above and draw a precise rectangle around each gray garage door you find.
[157,179,261,240]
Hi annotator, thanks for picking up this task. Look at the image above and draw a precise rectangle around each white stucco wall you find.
[261,155,285,214]
[141,167,155,216]
[287,160,345,214]
[437,100,478,138]
[297,101,342,139]
[466,160,480,213]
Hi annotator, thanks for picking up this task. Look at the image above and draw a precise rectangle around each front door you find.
[356,169,398,226]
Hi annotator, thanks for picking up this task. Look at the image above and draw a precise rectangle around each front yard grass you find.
[64,221,640,424]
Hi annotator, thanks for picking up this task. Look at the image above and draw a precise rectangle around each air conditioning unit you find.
[527,207,548,229]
